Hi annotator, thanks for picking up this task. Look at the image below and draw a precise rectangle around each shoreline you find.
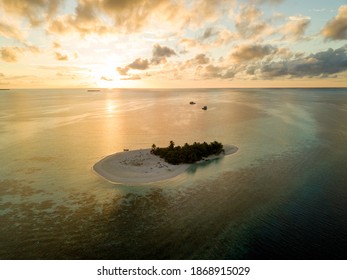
[93,144,238,185]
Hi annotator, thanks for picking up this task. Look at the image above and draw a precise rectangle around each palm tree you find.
[169,140,175,150]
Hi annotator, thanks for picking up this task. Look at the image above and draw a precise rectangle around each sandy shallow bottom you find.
[93,145,238,184]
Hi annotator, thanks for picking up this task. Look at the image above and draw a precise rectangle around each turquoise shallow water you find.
[0,88,346,259]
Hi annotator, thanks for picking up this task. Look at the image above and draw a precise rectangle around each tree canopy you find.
[151,141,224,165]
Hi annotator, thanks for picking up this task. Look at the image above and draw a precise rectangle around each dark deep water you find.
[0,88,346,259]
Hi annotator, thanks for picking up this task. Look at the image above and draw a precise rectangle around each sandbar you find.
[93,144,238,184]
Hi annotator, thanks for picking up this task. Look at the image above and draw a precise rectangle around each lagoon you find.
[0,88,346,259]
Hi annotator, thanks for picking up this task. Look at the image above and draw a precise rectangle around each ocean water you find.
[0,88,346,259]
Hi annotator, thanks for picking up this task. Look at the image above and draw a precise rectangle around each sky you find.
[0,0,346,88]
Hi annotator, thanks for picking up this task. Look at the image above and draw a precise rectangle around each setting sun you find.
[92,66,122,88]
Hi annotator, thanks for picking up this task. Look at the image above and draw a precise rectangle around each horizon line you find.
[2,86,347,90]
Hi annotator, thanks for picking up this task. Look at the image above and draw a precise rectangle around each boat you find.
[202,106,207,110]
[87,89,100,92]
[190,101,196,105]
[123,149,129,152]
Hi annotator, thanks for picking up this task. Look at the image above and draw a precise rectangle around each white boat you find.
[202,106,207,110]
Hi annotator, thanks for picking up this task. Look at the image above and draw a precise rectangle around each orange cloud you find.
[46,0,236,37]
[251,0,283,4]
[48,14,112,36]
[121,75,141,80]
[47,0,183,36]
[100,0,172,32]
[321,5,347,40]
[101,76,113,81]
[116,66,130,76]
[0,0,63,26]
[184,0,236,27]
[230,44,277,62]
[128,58,150,70]
[281,16,310,41]
[0,21,24,41]
[52,41,61,49]
[54,51,68,61]
[0,47,22,62]
[235,5,271,39]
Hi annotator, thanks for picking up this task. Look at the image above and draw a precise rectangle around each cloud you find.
[0,47,22,62]
[230,44,277,62]
[201,64,237,80]
[251,0,284,4]
[180,37,200,49]
[213,28,237,47]
[200,27,219,41]
[47,0,115,36]
[185,0,236,28]
[116,66,130,76]
[46,0,236,37]
[181,26,236,51]
[181,53,210,72]
[281,15,310,41]
[128,58,150,70]
[48,17,69,34]
[276,47,294,59]
[152,44,176,58]
[0,21,24,41]
[116,44,347,82]
[203,64,225,79]
[152,44,177,64]
[121,75,141,80]
[48,13,112,36]
[100,0,175,32]
[54,51,68,61]
[195,46,347,80]
[52,41,61,48]
[192,54,210,65]
[117,44,177,78]
[56,72,77,79]
[48,0,184,36]
[101,76,113,81]
[0,0,63,26]
[259,45,347,78]
[321,5,347,40]
[235,5,271,39]
[116,44,177,81]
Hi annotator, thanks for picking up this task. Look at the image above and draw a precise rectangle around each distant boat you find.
[87,89,100,92]
[190,101,196,105]
[123,149,129,152]
[202,106,207,110]
[0,89,10,91]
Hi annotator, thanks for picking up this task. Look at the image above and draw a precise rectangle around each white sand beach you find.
[93,145,238,184]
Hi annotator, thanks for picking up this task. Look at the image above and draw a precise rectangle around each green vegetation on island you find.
[151,141,225,165]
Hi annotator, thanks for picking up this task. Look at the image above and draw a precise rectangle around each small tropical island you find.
[151,141,225,164]
[93,141,238,184]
